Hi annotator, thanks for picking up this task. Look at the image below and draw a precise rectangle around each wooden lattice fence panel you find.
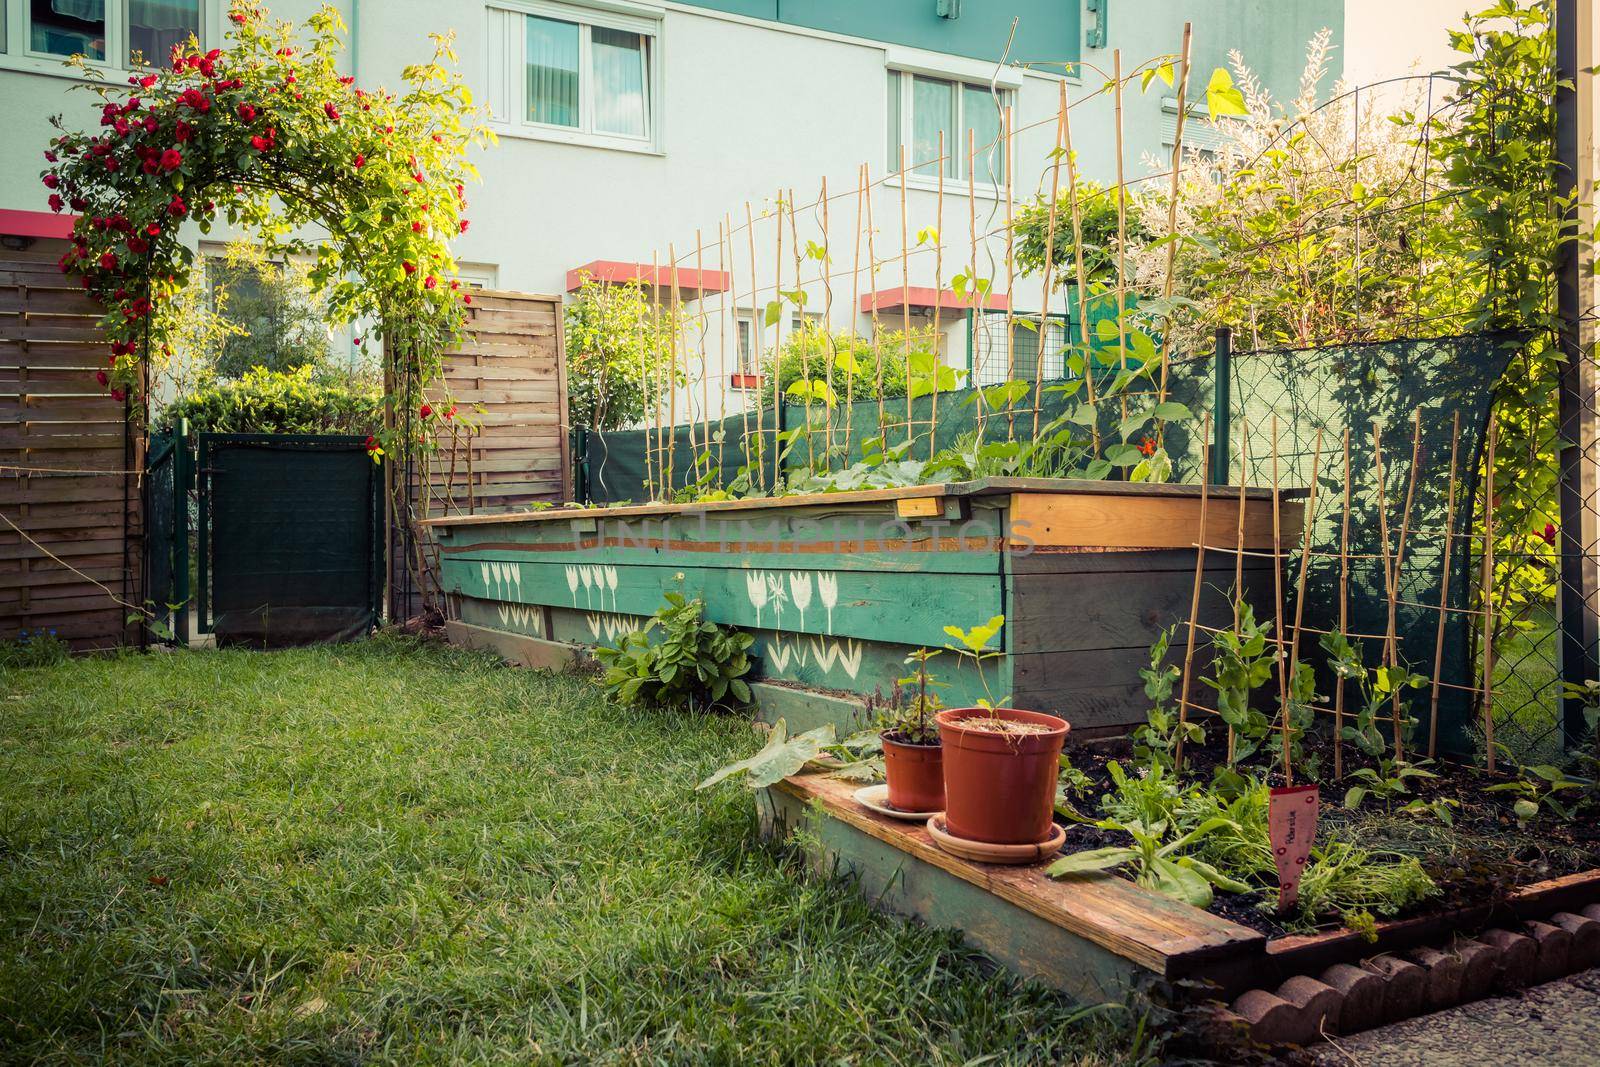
[1,237,140,650]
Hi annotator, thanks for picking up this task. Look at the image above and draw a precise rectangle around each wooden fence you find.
[1,236,141,651]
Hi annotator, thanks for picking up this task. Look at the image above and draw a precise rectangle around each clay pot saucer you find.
[925,814,1066,866]
[853,784,940,821]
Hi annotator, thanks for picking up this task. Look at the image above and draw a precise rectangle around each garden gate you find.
[179,433,382,646]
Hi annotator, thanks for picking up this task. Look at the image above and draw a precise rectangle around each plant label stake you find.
[1269,784,1318,913]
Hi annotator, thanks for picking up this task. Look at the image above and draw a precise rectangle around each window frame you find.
[486,0,663,155]
[887,65,1014,195]
[2,0,214,77]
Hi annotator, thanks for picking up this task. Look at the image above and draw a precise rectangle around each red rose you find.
[110,387,126,402]
[104,158,119,172]
[47,194,64,213]
[250,134,271,151]
[96,370,109,386]
[324,102,340,122]
[146,222,161,236]
[126,237,148,254]
[237,102,257,122]
[444,405,457,419]
[99,251,118,270]
[42,173,59,189]
[411,221,423,233]
[43,150,57,163]
[459,219,470,233]
[175,121,193,142]
[1541,522,1558,546]
[424,275,437,290]
[402,261,416,275]
[160,148,183,171]
[143,116,157,133]
[419,403,432,418]
[167,195,186,216]
[70,196,87,210]
[139,74,157,88]
[229,11,246,23]
[353,153,365,168]
[462,294,472,305]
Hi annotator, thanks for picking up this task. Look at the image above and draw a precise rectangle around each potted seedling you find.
[877,648,946,813]
[935,615,1071,846]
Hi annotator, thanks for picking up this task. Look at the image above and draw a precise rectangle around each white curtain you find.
[526,15,579,127]
[591,27,646,138]
[128,0,198,66]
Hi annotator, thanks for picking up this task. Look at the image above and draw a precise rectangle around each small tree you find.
[564,274,682,431]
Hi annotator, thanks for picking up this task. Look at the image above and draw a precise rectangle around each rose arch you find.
[39,2,494,453]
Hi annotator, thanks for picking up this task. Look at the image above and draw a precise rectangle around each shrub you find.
[594,593,754,711]
[773,327,943,402]
[153,366,381,436]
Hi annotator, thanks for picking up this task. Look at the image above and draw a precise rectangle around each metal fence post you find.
[1211,327,1232,485]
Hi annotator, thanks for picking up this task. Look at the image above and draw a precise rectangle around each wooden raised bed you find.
[763,773,1600,1004]
[424,478,1297,737]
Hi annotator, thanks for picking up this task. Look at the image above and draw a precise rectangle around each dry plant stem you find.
[1031,82,1067,441]
[1060,88,1099,455]
[930,131,944,462]
[820,175,836,468]
[1335,427,1351,778]
[1371,421,1404,763]
[1230,417,1249,764]
[1271,417,1291,783]
[1003,104,1016,441]
[1285,427,1325,784]
[1112,49,1129,424]
[1481,417,1498,772]
[1428,411,1462,758]
[1175,415,1213,773]
[899,145,913,450]
[1154,25,1193,441]
[744,201,765,493]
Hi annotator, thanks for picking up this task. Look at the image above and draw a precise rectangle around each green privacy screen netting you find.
[576,332,1520,754]
[198,434,383,647]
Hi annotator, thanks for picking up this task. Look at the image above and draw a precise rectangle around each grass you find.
[0,637,1139,1065]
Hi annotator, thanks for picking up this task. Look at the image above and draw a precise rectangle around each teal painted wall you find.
[684,1,1080,66]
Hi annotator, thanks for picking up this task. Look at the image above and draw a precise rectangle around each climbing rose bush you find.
[40,2,495,401]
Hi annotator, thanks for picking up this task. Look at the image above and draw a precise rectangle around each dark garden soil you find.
[1056,736,1600,939]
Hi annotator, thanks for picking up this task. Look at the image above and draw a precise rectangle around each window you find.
[490,3,657,150]
[733,314,758,377]
[789,310,822,338]
[888,70,1008,183]
[21,0,199,67]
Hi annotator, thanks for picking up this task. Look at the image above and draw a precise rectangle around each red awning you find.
[0,208,76,240]
[566,259,731,297]
[859,286,1009,313]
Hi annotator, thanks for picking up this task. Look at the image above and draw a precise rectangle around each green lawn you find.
[0,638,1135,1065]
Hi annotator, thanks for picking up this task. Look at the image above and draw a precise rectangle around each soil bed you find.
[1057,736,1600,939]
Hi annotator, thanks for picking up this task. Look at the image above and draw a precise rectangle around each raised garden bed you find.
[424,478,1296,738]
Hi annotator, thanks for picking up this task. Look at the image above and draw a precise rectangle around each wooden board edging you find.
[771,774,1264,978]
[444,620,589,672]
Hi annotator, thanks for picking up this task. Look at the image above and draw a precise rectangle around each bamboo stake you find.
[1230,417,1249,764]
[1060,82,1098,455]
[1428,411,1463,758]
[1112,49,1129,424]
[1032,82,1067,440]
[1371,421,1405,763]
[1175,413,1213,773]
[931,130,945,462]
[899,145,914,450]
[773,191,785,485]
[967,128,984,441]
[648,250,662,499]
[1334,427,1352,779]
[695,229,710,483]
[1271,417,1291,782]
[744,202,764,493]
[1285,427,1325,786]
[720,218,738,484]
[1003,104,1016,441]
[846,165,864,460]
[786,190,813,470]
[820,175,836,470]
[667,243,681,493]
[1155,25,1193,440]
[1386,409,1425,757]
[1481,417,1498,771]
[866,164,886,456]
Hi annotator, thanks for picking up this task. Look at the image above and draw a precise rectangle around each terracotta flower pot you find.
[881,732,944,813]
[936,707,1070,845]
